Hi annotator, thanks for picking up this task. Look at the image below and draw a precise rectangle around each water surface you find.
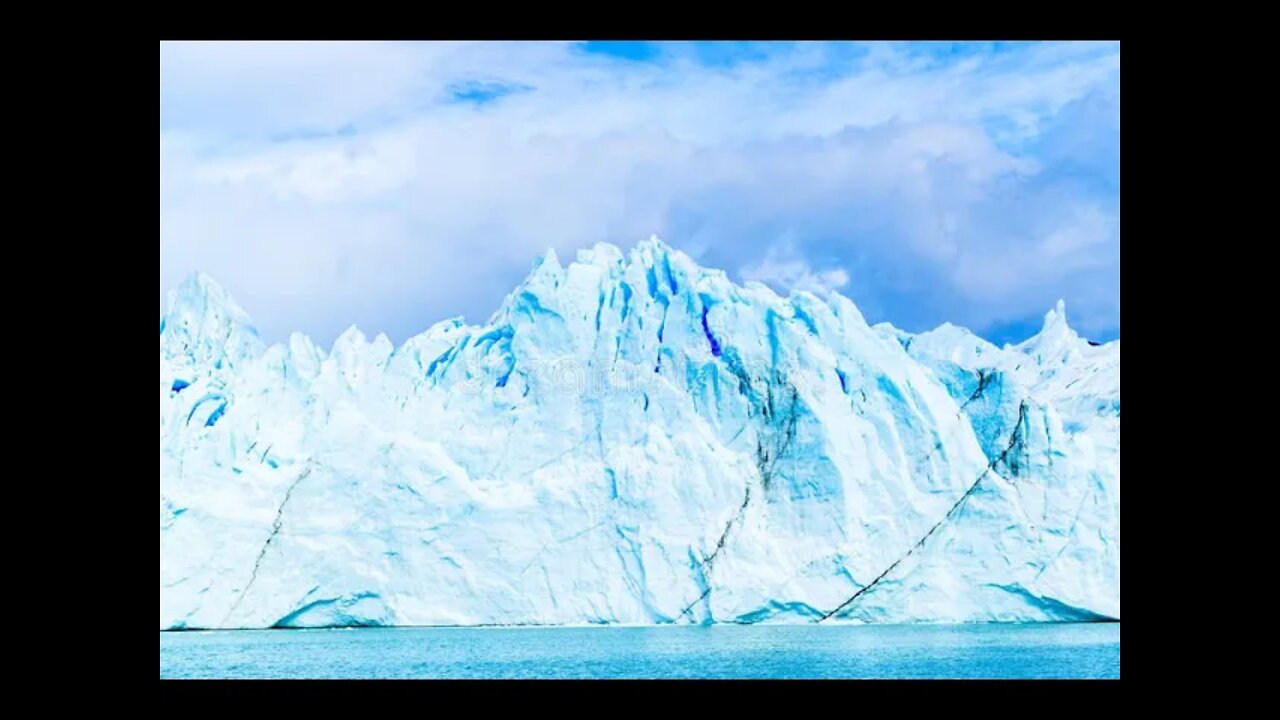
[160,622,1119,679]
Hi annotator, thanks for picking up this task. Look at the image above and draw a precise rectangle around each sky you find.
[160,41,1120,347]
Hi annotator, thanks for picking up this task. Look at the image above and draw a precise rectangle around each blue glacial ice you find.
[159,238,1119,629]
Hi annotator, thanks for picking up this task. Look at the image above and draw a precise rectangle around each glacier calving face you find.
[159,238,1119,629]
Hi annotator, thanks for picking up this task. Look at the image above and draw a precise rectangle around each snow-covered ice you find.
[159,238,1119,629]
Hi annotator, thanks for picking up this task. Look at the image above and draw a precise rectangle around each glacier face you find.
[159,238,1119,630]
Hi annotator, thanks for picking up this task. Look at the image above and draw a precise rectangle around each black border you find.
[160,11,1120,41]
[160,678,1121,702]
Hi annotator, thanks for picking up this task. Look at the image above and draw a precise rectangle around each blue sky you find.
[160,41,1120,346]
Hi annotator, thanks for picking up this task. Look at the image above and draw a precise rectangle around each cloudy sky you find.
[160,41,1120,346]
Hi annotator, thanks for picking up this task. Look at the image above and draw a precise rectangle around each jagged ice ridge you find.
[159,237,1119,629]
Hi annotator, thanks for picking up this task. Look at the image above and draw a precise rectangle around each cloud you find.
[160,41,1120,345]
[740,242,851,296]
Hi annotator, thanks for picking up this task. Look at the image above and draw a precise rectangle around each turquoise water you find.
[159,623,1118,679]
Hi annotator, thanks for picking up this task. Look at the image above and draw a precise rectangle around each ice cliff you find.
[159,238,1119,629]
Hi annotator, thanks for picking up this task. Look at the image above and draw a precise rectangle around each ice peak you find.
[1034,299,1076,343]
[508,247,565,306]
[333,324,369,350]
[577,242,625,268]
[179,271,221,293]
[161,272,264,367]
[287,331,321,359]
[1015,299,1083,363]
[929,322,981,342]
[532,248,562,273]
[629,235,686,271]
[168,272,252,322]
[636,234,673,255]
[1043,299,1068,331]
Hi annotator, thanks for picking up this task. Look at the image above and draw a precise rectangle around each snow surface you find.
[159,237,1119,629]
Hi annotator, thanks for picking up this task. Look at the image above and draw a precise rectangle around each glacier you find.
[159,237,1119,630]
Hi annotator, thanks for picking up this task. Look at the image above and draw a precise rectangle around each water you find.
[160,623,1118,679]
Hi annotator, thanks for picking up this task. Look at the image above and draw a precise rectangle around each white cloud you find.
[192,131,419,202]
[160,41,1120,344]
[1040,207,1112,259]
[740,242,851,296]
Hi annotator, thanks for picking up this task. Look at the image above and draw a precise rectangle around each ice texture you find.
[159,238,1119,629]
